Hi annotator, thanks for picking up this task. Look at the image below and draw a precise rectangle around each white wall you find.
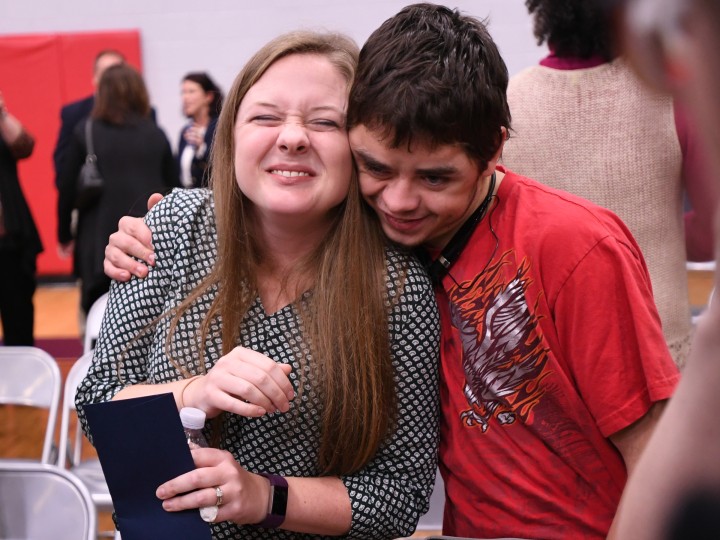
[0,0,545,151]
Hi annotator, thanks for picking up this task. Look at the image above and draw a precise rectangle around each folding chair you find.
[58,350,115,537]
[0,346,61,464]
[83,292,109,353]
[0,460,96,540]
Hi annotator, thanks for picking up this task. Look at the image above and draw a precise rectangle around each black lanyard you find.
[427,172,496,285]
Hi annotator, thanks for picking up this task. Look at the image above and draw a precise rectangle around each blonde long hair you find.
[168,31,395,475]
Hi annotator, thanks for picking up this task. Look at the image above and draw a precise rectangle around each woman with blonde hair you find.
[76,31,440,539]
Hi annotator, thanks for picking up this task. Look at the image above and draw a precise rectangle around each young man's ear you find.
[483,126,508,177]
[498,126,508,154]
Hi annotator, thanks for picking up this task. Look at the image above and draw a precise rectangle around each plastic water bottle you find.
[180,407,209,449]
[180,407,217,522]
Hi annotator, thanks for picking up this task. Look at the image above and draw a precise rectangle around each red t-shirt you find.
[437,167,680,539]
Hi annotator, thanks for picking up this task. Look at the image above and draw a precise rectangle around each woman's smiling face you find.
[233,53,352,229]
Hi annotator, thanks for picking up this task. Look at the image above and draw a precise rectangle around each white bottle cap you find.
[180,407,206,430]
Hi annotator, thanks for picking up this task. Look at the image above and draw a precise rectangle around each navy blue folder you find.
[83,393,212,540]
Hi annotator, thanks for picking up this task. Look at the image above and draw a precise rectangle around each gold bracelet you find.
[178,375,203,409]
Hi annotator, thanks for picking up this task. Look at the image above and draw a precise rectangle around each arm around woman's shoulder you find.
[75,189,216,429]
[340,251,441,539]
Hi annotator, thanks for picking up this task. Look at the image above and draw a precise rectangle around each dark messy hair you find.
[347,2,510,171]
[182,72,224,118]
[526,0,616,59]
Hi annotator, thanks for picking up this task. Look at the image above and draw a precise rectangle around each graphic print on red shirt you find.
[449,252,550,433]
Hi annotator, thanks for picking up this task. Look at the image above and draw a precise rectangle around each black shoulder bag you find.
[75,119,105,210]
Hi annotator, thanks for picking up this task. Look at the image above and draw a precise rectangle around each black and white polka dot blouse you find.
[76,188,441,539]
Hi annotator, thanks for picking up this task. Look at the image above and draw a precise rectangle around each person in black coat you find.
[57,64,178,315]
[53,50,126,188]
[0,91,42,345]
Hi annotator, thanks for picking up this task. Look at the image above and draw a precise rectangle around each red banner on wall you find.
[0,30,143,276]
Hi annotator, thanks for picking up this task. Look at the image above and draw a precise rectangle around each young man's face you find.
[349,124,501,250]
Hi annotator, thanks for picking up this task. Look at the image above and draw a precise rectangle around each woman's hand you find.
[156,448,270,525]
[185,346,294,419]
[184,124,204,147]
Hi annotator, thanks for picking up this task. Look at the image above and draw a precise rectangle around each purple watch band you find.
[255,473,288,529]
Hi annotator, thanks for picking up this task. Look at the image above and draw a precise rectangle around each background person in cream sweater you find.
[502,0,718,368]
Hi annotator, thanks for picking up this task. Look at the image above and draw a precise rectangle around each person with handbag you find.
[52,49,125,190]
[57,64,178,316]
